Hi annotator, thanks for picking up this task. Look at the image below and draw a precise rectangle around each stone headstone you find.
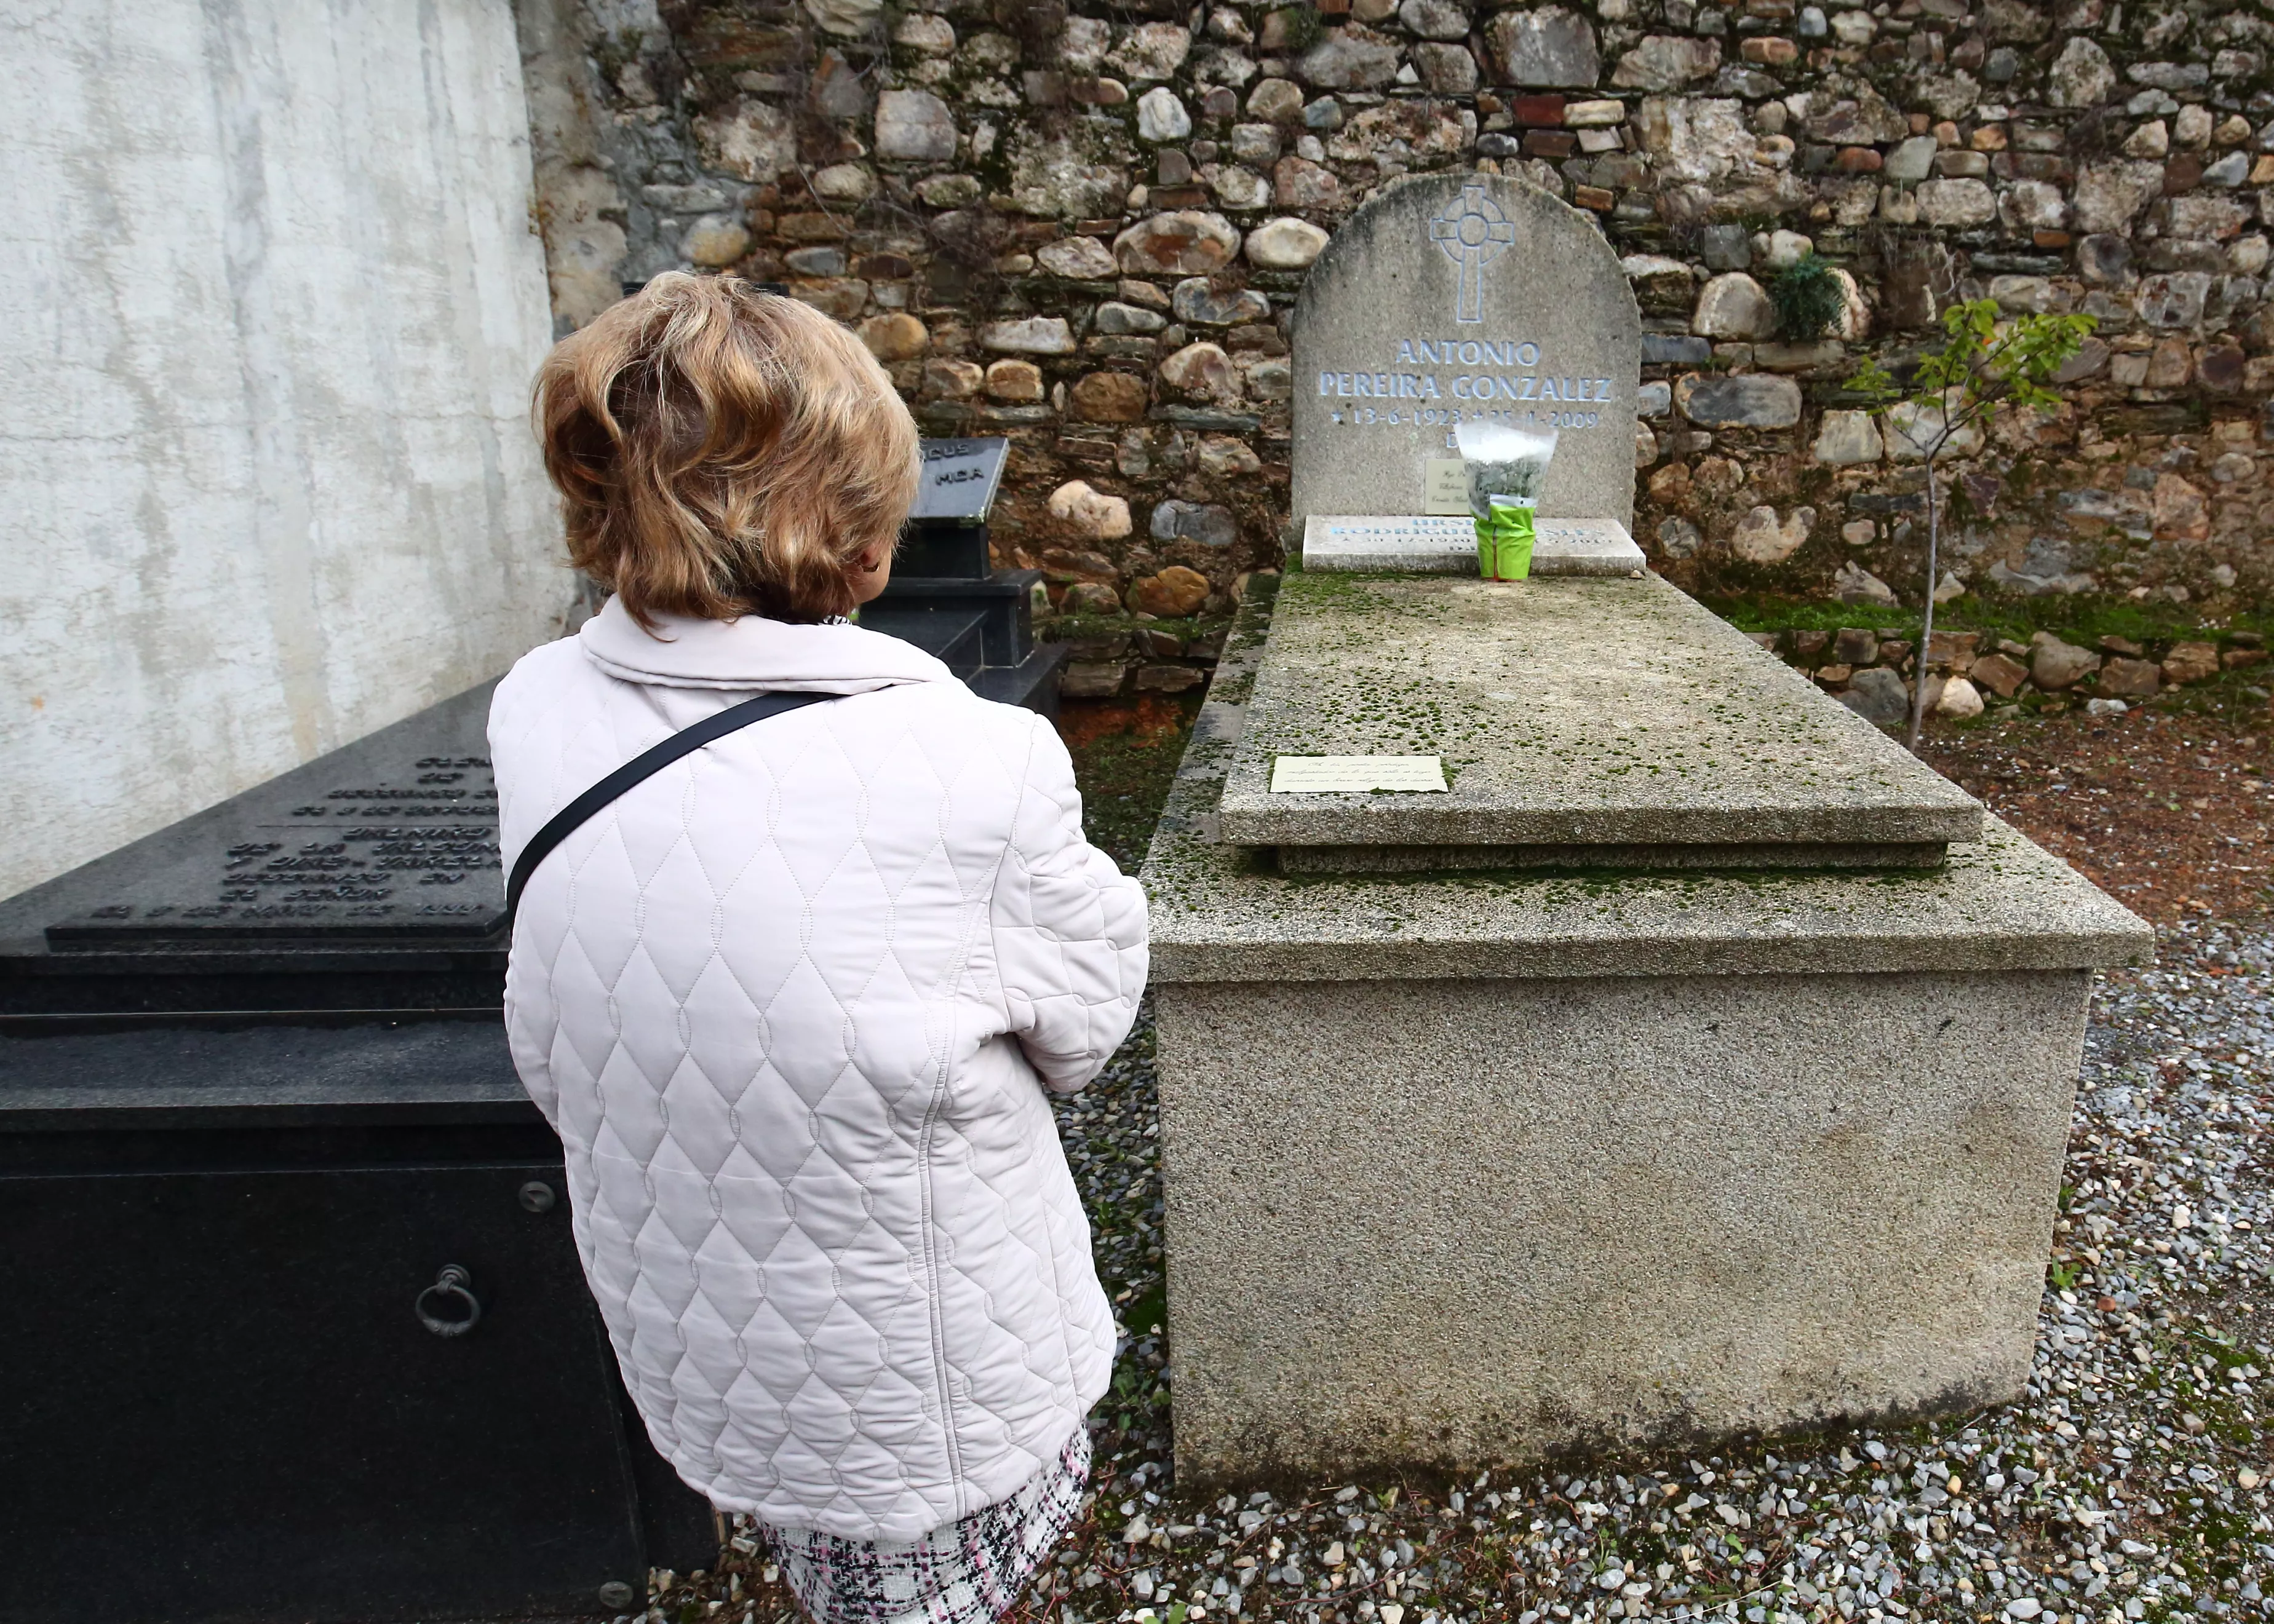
[1291,173,1642,528]
[900,437,1010,579]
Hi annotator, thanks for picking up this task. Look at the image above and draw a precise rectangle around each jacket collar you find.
[578,595,958,694]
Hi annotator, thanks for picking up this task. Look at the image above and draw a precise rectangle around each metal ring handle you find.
[415,1264,482,1337]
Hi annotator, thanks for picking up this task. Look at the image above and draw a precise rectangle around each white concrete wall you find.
[0,0,570,900]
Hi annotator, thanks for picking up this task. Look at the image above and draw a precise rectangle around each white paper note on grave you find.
[1270,755,1449,793]
[1290,174,1642,529]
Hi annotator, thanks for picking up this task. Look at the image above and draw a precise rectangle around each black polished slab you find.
[0,689,509,1019]
[42,687,503,949]
[859,603,989,678]
[0,688,715,1622]
[899,439,1007,579]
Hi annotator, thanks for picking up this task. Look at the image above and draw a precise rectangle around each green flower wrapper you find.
[1474,502,1536,580]
[1455,421,1556,582]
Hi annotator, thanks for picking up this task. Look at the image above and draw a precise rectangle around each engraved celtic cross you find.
[1429,183,1516,324]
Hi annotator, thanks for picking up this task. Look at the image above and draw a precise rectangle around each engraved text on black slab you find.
[907,437,1008,525]
[49,755,505,945]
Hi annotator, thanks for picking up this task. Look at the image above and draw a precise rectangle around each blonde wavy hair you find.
[535,273,920,627]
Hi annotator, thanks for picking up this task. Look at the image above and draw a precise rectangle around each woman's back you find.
[498,275,1150,1610]
[495,600,1145,1543]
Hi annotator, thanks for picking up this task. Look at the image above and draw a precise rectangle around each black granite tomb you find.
[0,686,717,1623]
[863,437,1067,708]
[900,435,1007,577]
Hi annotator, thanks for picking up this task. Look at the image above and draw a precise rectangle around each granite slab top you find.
[1217,571,1985,850]
[1145,592,2154,981]
[2,682,504,951]
[1302,514,1646,576]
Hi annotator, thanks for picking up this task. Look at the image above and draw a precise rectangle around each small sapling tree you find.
[1845,299,2096,749]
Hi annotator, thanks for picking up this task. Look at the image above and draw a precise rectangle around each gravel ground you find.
[650,705,2274,1624]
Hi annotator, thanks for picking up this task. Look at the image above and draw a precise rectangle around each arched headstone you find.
[1291,173,1642,529]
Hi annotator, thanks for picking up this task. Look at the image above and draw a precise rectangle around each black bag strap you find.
[506,691,835,924]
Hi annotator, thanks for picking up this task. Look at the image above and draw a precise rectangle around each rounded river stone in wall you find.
[1114,211,1244,275]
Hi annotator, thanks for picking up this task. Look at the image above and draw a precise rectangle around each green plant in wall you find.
[1847,299,2097,749]
[1270,3,1324,54]
[1769,253,1847,341]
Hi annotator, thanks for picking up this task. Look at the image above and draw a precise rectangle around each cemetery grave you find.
[662,632,2274,1624]
[0,687,721,1623]
[1140,172,2148,1497]
[864,435,1071,708]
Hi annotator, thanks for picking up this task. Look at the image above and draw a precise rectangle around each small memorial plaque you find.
[44,698,504,946]
[1422,459,1469,517]
[908,437,1009,526]
[1270,755,1449,794]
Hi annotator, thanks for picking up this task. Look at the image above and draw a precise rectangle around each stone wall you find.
[1757,622,2267,727]
[515,0,2274,695]
[1,0,567,900]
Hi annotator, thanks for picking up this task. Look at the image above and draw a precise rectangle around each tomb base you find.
[1158,967,2086,1484]
[1143,583,2151,1486]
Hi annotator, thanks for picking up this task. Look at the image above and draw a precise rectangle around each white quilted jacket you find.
[489,598,1146,1540]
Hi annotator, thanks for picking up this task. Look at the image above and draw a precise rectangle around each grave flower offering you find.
[1455,421,1557,580]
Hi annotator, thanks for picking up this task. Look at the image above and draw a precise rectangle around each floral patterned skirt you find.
[763,1426,1092,1624]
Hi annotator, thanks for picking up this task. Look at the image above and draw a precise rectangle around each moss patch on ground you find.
[1703,591,2274,652]
[1059,694,1207,873]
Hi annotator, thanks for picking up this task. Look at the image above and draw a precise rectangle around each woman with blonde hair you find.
[491,273,1147,1624]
